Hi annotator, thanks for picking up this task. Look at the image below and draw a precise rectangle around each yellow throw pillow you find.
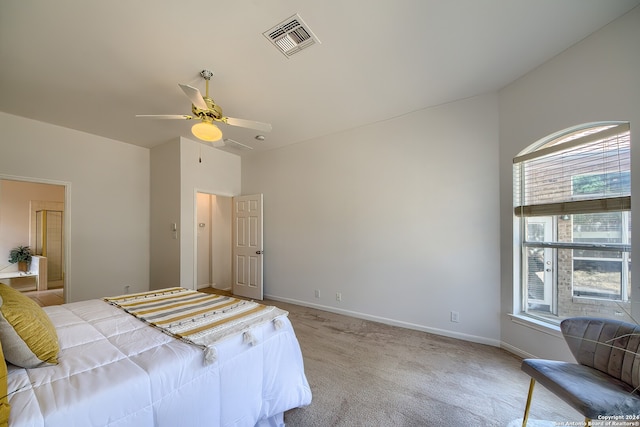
[0,341,10,427]
[0,284,59,368]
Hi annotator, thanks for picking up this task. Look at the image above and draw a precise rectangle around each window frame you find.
[513,122,631,325]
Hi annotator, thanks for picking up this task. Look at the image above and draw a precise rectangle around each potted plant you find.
[8,245,32,272]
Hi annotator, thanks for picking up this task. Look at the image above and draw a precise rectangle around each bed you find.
[2,286,312,427]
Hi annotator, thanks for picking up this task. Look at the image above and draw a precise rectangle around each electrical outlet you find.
[451,311,460,323]
[314,289,320,298]
[336,292,342,302]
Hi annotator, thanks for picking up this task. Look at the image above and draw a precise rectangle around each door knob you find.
[256,250,263,255]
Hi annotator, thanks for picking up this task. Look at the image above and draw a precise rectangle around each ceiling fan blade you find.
[135,114,193,120]
[178,84,208,110]
[223,138,254,150]
[224,117,272,133]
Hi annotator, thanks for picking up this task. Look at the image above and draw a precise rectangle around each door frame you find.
[192,188,235,291]
[0,174,70,302]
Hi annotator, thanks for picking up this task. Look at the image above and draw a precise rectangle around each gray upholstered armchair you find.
[521,317,640,426]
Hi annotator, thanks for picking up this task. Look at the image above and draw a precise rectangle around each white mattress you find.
[7,299,311,427]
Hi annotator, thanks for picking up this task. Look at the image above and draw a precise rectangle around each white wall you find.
[150,137,240,290]
[179,137,241,289]
[150,139,181,290]
[195,193,232,290]
[196,192,212,288]
[243,93,501,344]
[0,112,150,302]
[211,195,232,289]
[499,6,640,360]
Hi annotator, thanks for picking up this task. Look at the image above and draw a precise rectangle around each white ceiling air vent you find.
[263,14,320,58]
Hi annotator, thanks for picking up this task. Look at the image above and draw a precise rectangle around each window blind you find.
[514,123,630,217]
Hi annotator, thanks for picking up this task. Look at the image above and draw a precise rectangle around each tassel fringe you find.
[244,331,257,346]
[204,347,217,365]
[273,318,284,330]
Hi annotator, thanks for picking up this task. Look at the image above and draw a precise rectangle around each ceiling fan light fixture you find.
[191,122,222,142]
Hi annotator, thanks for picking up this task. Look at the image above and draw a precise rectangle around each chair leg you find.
[522,378,536,427]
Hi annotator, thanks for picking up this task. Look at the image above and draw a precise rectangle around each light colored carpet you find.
[261,299,583,427]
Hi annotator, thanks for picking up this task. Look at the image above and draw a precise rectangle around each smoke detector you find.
[263,14,321,58]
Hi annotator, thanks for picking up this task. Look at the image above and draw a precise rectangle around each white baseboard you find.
[500,342,536,359]
[264,294,502,348]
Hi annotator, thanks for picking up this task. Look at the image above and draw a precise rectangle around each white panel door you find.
[232,194,263,300]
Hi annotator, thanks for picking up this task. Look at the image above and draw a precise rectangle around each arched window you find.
[513,122,631,324]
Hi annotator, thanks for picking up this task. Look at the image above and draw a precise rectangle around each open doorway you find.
[196,192,232,291]
[0,178,67,305]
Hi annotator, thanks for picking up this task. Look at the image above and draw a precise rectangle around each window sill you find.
[509,313,563,339]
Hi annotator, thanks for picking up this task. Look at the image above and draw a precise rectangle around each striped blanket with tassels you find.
[104,287,288,364]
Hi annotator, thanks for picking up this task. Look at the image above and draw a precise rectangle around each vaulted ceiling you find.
[1,1,638,155]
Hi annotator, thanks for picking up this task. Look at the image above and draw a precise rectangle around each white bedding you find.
[6,299,312,427]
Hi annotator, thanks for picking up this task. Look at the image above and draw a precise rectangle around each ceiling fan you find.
[136,69,272,142]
